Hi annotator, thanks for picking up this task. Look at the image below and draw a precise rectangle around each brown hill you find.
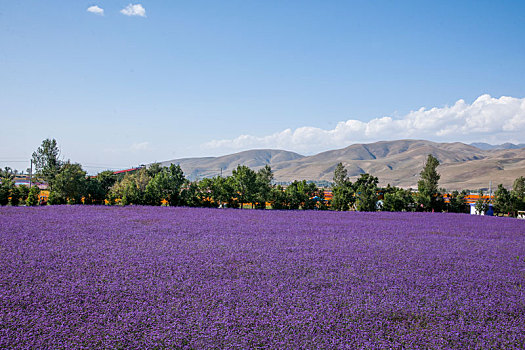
[160,149,304,180]
[160,140,525,190]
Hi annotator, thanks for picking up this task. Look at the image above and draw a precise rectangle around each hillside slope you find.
[160,149,304,180]
[159,140,525,190]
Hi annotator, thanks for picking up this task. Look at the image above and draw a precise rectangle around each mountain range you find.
[159,140,525,190]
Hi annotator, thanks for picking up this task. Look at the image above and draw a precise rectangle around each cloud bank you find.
[203,94,525,154]
[120,4,146,17]
[87,5,104,16]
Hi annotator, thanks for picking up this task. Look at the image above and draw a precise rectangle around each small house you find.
[470,203,494,216]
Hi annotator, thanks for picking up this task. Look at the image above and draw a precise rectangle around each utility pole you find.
[29,159,33,188]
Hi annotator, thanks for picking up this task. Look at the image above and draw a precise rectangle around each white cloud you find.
[87,5,104,16]
[120,4,146,17]
[203,94,525,154]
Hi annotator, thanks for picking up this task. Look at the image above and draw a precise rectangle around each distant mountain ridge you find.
[470,142,525,150]
[159,149,304,180]
[159,140,525,190]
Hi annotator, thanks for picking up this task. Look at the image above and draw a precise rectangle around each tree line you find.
[1,138,524,216]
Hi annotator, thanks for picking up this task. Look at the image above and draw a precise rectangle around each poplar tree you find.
[417,154,442,211]
[32,138,62,189]
[332,162,354,211]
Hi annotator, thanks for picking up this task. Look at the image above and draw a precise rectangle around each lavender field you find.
[1,207,524,349]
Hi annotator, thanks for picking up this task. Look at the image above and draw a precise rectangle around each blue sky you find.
[1,1,525,172]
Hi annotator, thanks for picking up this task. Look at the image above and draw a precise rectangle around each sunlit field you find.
[1,206,524,349]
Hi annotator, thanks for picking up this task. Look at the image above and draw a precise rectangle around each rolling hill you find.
[159,140,525,190]
[159,149,304,180]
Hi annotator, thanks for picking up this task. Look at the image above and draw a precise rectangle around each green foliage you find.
[84,171,116,205]
[0,167,16,181]
[32,138,62,189]
[332,185,354,211]
[511,176,525,211]
[196,178,218,208]
[26,186,40,206]
[270,185,287,209]
[301,181,320,210]
[145,164,185,206]
[9,186,20,206]
[109,168,150,205]
[493,184,512,215]
[181,181,201,207]
[417,154,443,211]
[0,167,16,206]
[354,174,379,212]
[50,162,87,204]
[331,163,354,211]
[232,165,257,208]
[0,184,11,205]
[47,190,65,205]
[284,180,318,210]
[18,185,30,203]
[333,162,348,188]
[254,165,274,209]
[447,190,468,213]
[211,176,237,208]
[382,186,414,212]
[146,163,163,178]
[268,181,319,210]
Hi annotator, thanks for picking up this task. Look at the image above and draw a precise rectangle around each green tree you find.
[493,184,512,216]
[0,167,15,205]
[447,190,468,213]
[47,191,64,205]
[301,181,319,210]
[50,162,87,204]
[417,154,442,211]
[146,163,164,178]
[285,182,302,210]
[333,162,348,187]
[9,186,20,206]
[196,178,217,207]
[232,165,257,208]
[331,163,354,211]
[511,176,525,212]
[382,186,414,212]
[26,186,40,206]
[18,185,30,204]
[211,175,237,208]
[181,181,200,207]
[255,165,274,209]
[354,173,379,211]
[270,185,288,209]
[84,170,116,205]
[32,138,62,189]
[284,180,318,210]
[144,164,185,206]
[109,168,150,205]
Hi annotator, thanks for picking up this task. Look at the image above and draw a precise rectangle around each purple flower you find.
[0,206,524,348]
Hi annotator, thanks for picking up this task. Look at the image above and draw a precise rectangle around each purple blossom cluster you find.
[1,206,524,349]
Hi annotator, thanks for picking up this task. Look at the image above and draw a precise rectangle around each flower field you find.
[1,207,524,349]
